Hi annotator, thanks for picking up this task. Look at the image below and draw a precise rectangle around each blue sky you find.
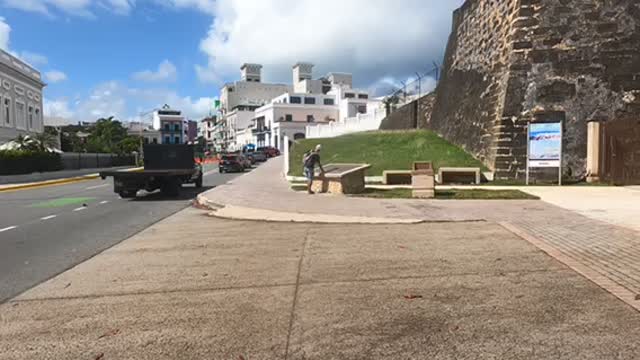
[0,0,464,124]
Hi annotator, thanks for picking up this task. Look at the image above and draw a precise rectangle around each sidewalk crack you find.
[284,227,310,360]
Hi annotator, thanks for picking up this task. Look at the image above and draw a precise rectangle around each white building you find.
[0,49,46,144]
[252,91,338,150]
[219,62,383,150]
[219,63,292,150]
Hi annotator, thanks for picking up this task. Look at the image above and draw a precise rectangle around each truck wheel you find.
[195,175,203,188]
[119,190,137,198]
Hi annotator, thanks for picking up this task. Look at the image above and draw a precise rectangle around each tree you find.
[31,132,58,152]
[87,116,128,153]
[116,135,142,155]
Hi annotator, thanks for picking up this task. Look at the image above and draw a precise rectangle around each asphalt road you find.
[0,164,243,303]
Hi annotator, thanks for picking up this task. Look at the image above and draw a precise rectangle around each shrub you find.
[0,150,63,175]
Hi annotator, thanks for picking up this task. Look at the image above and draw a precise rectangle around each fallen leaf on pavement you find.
[397,245,407,249]
[64,282,71,289]
[404,294,423,300]
[94,353,104,360]
[98,329,120,339]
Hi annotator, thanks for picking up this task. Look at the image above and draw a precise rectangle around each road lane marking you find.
[41,215,57,220]
[0,226,17,233]
[99,200,109,205]
[86,184,108,190]
[73,207,87,212]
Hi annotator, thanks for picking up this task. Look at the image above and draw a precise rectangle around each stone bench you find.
[438,167,481,185]
[311,163,371,194]
[383,170,413,185]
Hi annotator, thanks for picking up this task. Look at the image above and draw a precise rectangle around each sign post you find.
[526,122,563,186]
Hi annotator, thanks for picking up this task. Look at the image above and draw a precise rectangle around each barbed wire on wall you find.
[382,62,442,108]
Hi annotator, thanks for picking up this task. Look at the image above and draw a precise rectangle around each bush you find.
[0,150,63,175]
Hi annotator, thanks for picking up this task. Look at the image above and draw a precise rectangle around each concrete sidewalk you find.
[198,158,640,315]
[3,207,640,359]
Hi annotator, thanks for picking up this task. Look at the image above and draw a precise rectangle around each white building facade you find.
[152,105,185,145]
[0,49,46,144]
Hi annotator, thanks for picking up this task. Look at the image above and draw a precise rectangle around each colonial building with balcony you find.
[152,105,184,145]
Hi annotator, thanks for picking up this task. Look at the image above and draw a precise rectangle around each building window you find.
[28,106,33,129]
[35,108,40,127]
[174,124,180,132]
[358,94,369,99]
[174,136,180,144]
[144,138,149,144]
[345,93,355,98]
[152,138,158,144]
[358,105,367,114]
[323,98,335,105]
[15,101,25,129]
[290,96,301,104]
[307,115,314,123]
[164,124,170,131]
[3,97,10,125]
[164,136,170,144]
[285,114,293,122]
[304,97,316,105]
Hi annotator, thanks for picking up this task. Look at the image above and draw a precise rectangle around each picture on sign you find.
[528,122,562,168]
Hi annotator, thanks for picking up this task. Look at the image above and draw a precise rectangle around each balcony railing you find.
[252,126,271,134]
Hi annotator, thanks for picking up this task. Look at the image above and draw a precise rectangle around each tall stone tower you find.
[429,0,640,180]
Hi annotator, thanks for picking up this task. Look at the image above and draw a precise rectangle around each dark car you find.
[219,154,245,173]
[258,147,280,158]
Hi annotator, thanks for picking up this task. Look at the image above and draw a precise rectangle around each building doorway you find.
[601,118,640,185]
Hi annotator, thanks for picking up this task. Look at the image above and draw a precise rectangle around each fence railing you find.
[306,108,387,139]
[60,153,136,170]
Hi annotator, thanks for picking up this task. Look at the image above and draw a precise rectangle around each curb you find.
[195,193,484,225]
[0,167,143,193]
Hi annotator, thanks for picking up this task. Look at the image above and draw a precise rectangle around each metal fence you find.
[382,65,441,109]
[60,153,135,170]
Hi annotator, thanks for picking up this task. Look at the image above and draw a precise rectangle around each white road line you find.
[86,184,108,190]
[41,215,57,220]
[73,207,86,212]
[99,200,109,205]
[0,226,17,233]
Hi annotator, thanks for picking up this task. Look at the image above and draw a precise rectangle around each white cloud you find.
[132,60,177,82]
[45,70,68,83]
[43,98,73,119]
[0,17,10,50]
[47,81,215,123]
[0,0,135,17]
[194,0,464,88]
[18,51,48,66]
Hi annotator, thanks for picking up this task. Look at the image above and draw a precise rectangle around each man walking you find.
[303,144,325,194]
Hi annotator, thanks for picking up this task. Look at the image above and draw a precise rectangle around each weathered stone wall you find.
[429,0,520,168]
[504,0,640,179]
[430,0,640,180]
[379,93,436,130]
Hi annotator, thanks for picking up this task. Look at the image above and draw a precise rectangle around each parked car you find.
[258,147,280,158]
[248,150,268,162]
[219,154,245,173]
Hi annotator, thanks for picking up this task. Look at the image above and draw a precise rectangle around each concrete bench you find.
[438,167,481,185]
[383,170,413,185]
[311,163,371,194]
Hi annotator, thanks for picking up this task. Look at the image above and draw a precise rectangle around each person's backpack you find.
[302,151,314,167]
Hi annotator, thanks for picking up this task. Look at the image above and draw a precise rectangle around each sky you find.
[0,0,465,125]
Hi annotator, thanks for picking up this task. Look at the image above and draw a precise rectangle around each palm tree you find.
[31,132,58,152]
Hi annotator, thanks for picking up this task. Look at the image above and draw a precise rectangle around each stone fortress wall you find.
[427,0,640,180]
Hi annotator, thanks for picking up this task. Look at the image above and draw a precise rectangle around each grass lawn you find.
[290,184,538,200]
[289,130,486,177]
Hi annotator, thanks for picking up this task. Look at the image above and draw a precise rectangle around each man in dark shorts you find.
[303,144,325,194]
